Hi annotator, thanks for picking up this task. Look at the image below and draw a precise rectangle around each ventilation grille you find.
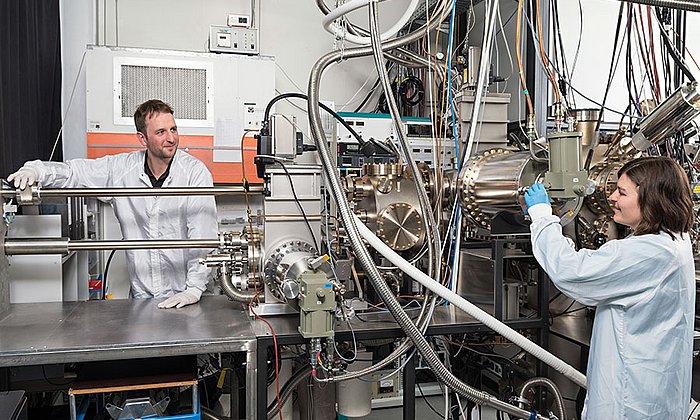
[120,65,207,120]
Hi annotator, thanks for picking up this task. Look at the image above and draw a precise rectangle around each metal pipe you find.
[631,81,700,151]
[368,1,440,284]
[4,238,220,255]
[307,1,450,385]
[307,2,547,418]
[3,239,69,255]
[518,377,567,420]
[2,186,260,199]
[218,266,257,303]
[620,0,700,12]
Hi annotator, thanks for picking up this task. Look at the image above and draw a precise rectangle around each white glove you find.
[157,288,202,309]
[7,166,39,190]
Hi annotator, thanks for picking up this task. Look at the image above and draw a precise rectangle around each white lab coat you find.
[25,150,218,298]
[528,203,694,419]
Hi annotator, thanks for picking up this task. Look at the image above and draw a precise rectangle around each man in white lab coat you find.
[8,99,218,309]
[524,157,695,419]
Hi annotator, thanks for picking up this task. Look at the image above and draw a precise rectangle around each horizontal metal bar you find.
[4,238,220,255]
[2,185,263,198]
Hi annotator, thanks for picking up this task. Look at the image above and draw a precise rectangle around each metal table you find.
[0,296,258,419]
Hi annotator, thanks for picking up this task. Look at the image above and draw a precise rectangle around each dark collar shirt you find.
[144,152,173,188]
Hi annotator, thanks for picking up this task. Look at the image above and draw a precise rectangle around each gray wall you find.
[60,0,411,159]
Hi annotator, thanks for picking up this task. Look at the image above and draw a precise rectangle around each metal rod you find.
[1,186,262,198]
[4,238,220,255]
[69,239,220,251]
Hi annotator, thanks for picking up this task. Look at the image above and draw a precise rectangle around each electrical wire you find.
[516,0,534,115]
[49,50,87,161]
[41,365,74,386]
[357,348,417,383]
[535,0,561,104]
[417,381,446,419]
[249,291,283,420]
[274,159,320,252]
[102,248,117,299]
[569,0,585,81]
[334,305,358,363]
[654,7,695,83]
[262,92,368,150]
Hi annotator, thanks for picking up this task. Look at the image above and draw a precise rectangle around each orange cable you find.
[249,291,283,420]
[536,0,561,104]
[516,0,534,114]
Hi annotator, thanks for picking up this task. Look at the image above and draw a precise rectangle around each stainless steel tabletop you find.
[250,303,545,341]
[0,296,256,367]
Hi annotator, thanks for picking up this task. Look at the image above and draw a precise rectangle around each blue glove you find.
[524,183,550,209]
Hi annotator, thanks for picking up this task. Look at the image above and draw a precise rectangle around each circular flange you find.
[376,202,424,251]
[263,240,316,301]
[363,163,403,177]
[586,159,627,216]
[459,148,510,229]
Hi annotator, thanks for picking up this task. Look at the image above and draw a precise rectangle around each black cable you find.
[551,0,574,108]
[528,13,637,120]
[594,1,626,132]
[548,290,563,304]
[102,249,117,300]
[276,160,320,252]
[398,75,424,107]
[553,304,590,318]
[561,80,638,118]
[416,382,444,419]
[655,8,695,83]
[626,7,641,119]
[41,365,74,386]
[586,1,626,171]
[688,400,700,420]
[554,299,577,316]
[262,92,367,148]
[354,78,381,113]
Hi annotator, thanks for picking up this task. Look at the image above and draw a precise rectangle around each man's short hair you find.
[134,99,174,136]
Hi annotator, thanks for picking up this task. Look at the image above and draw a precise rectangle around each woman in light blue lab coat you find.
[524,156,695,420]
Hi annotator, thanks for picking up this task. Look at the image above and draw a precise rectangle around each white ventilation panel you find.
[113,57,213,127]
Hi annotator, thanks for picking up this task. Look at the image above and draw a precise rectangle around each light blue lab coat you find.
[529,203,694,420]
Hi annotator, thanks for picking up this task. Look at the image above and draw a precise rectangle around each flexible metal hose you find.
[307,2,547,418]
[311,0,453,384]
[519,377,567,420]
[267,365,313,419]
[368,1,442,286]
[354,214,587,388]
[201,406,231,420]
[314,0,446,72]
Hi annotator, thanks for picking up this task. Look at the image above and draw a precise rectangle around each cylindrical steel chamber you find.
[458,149,581,229]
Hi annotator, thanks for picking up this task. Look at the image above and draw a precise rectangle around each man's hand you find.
[524,183,551,209]
[7,167,38,190]
[158,289,201,309]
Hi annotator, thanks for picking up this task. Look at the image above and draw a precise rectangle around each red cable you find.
[249,292,283,420]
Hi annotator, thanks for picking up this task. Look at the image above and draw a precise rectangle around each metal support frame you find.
[252,256,551,420]
[402,353,416,420]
